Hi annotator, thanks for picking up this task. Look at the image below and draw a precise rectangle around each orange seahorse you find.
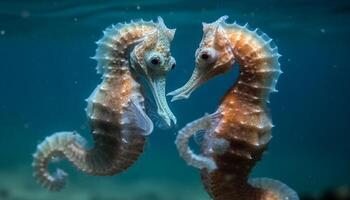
[32,17,177,191]
[169,16,299,200]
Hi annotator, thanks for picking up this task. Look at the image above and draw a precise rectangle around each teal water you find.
[0,1,349,199]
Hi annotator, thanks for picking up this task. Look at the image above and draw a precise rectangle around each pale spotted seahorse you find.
[169,16,299,200]
[32,17,177,191]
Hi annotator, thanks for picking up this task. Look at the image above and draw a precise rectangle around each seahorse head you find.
[168,16,234,101]
[130,17,177,127]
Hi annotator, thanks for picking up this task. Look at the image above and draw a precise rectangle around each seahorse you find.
[169,16,299,200]
[32,17,177,191]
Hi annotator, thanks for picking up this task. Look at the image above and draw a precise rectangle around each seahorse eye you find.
[198,48,217,65]
[201,53,209,60]
[151,57,160,65]
[146,52,165,69]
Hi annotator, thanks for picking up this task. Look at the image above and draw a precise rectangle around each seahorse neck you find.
[221,24,281,106]
[92,21,158,75]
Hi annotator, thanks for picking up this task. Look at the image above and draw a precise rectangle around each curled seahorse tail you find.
[32,130,145,191]
[249,178,299,200]
[32,131,83,191]
[175,112,229,171]
[175,114,216,171]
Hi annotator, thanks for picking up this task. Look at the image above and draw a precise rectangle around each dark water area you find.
[0,0,350,200]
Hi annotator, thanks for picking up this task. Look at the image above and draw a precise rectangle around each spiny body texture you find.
[171,16,299,200]
[32,17,177,191]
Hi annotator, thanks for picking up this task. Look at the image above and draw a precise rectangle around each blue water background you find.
[0,0,349,198]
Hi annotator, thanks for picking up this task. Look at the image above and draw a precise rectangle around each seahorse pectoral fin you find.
[175,114,217,171]
[147,76,177,127]
[123,98,154,136]
[249,178,299,200]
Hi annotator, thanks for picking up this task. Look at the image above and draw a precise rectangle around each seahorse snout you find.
[168,67,204,102]
[148,76,177,127]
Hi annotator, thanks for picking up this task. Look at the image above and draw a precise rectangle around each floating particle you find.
[136,5,141,10]
[80,124,87,130]
[320,28,326,33]
[74,18,78,22]
[0,30,5,35]
[24,123,30,129]
[21,10,30,18]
